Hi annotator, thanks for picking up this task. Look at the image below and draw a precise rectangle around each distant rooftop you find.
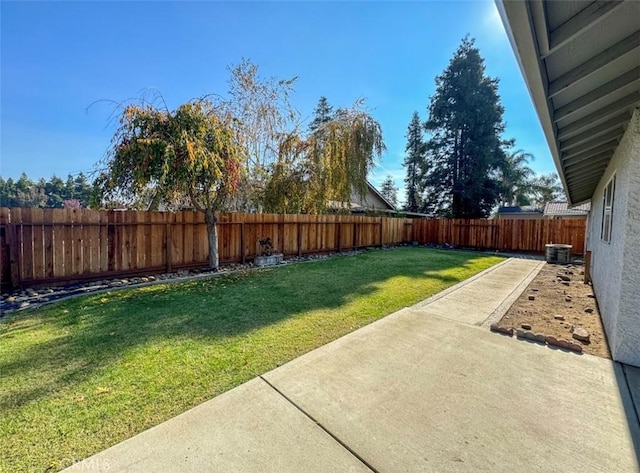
[497,205,542,214]
[544,202,591,216]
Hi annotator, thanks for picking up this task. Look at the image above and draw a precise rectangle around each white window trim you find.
[601,174,615,243]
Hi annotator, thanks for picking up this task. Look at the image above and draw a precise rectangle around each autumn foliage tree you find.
[94,98,245,270]
[262,102,385,214]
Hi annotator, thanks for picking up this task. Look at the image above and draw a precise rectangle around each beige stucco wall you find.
[351,187,392,211]
[587,109,640,367]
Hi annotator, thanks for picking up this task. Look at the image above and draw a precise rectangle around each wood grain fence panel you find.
[182,211,194,265]
[172,211,184,266]
[112,211,124,271]
[30,208,46,280]
[155,211,166,267]
[0,208,10,286]
[195,211,206,264]
[87,210,100,274]
[284,215,298,256]
[50,210,64,277]
[147,211,158,268]
[73,210,84,274]
[21,208,35,280]
[99,211,109,272]
[11,208,23,282]
[79,209,91,274]
[142,211,152,268]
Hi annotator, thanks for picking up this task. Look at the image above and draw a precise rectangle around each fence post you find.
[584,250,592,284]
[297,222,302,257]
[379,217,384,247]
[7,223,20,288]
[337,222,342,253]
[165,222,173,273]
[353,222,358,250]
[240,223,246,264]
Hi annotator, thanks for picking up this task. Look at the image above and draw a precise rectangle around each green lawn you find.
[0,247,503,472]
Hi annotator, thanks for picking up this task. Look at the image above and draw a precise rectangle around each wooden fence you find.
[410,218,586,255]
[0,208,410,288]
[0,208,586,289]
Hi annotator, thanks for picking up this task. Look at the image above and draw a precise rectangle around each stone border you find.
[489,324,585,354]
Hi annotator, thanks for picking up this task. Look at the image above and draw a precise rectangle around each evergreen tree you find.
[44,175,66,208]
[308,96,334,133]
[0,173,94,208]
[403,111,424,212]
[423,37,508,218]
[380,176,398,209]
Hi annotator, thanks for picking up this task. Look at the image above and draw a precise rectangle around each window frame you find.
[601,174,616,243]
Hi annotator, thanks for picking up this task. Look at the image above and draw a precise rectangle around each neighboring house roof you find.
[497,205,542,214]
[543,201,591,216]
[365,181,396,211]
[328,181,396,213]
[496,1,640,205]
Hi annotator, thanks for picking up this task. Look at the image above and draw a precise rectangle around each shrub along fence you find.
[0,208,586,289]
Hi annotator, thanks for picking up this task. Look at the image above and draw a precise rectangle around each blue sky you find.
[1,1,555,203]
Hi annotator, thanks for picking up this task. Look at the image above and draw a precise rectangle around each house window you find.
[601,175,615,243]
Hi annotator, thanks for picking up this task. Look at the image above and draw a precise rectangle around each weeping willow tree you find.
[262,102,385,214]
[93,98,245,270]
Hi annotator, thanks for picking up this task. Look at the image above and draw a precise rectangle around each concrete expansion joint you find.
[258,376,379,473]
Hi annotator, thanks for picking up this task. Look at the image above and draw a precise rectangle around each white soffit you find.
[497,0,640,205]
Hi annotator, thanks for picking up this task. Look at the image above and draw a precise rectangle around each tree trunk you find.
[205,209,219,271]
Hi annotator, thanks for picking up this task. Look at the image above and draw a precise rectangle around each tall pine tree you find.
[423,37,507,218]
[403,111,424,212]
[380,176,398,209]
[308,96,334,133]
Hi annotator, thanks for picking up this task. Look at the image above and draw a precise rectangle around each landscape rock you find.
[490,324,514,336]
[516,329,546,343]
[528,295,536,301]
[521,323,532,330]
[6,296,16,303]
[584,307,594,313]
[557,274,571,281]
[561,281,570,286]
[587,294,595,298]
[565,296,572,302]
[545,335,583,353]
[554,314,565,321]
[572,326,590,343]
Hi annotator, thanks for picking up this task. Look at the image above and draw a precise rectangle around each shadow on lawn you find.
[0,248,498,411]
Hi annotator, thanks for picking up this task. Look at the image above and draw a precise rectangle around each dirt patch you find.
[496,262,611,358]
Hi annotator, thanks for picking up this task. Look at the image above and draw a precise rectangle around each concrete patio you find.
[64,258,640,473]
